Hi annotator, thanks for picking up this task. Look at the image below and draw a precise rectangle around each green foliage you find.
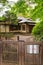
[11,0,30,17]
[28,0,43,41]
[29,0,43,21]
[29,0,43,3]
[32,21,43,41]
[0,0,7,3]
[0,0,8,6]
[3,11,18,25]
[0,16,5,21]
[0,0,30,22]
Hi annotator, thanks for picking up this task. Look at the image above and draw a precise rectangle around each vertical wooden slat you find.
[19,41,22,65]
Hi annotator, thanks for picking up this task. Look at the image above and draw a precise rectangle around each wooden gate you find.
[24,42,42,65]
[0,40,43,65]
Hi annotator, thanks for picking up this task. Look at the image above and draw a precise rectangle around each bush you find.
[32,21,43,41]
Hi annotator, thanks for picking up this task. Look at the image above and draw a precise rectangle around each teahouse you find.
[18,17,36,33]
[0,17,36,39]
[0,17,36,33]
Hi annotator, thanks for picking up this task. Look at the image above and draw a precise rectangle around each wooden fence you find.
[0,40,43,65]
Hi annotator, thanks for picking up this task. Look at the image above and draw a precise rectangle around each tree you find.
[32,21,43,41]
[0,16,5,21]
[28,0,43,41]
[0,10,18,25]
[2,11,18,25]
[29,0,43,21]
[11,0,30,18]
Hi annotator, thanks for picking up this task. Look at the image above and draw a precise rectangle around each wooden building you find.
[0,17,36,33]
[0,17,36,39]
[18,18,36,33]
[0,21,9,32]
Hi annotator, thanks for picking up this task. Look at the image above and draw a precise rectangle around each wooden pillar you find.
[19,41,22,65]
[19,41,25,65]
[21,24,22,32]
